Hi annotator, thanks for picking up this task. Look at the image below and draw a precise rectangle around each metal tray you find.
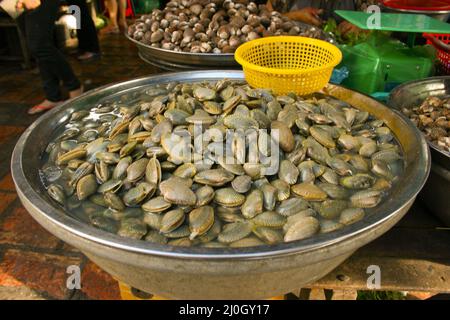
[126,33,239,71]
[12,71,430,299]
[126,24,335,71]
[388,76,450,170]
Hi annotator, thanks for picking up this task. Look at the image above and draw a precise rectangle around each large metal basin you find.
[125,24,334,71]
[12,71,430,299]
[388,76,450,226]
[125,33,238,71]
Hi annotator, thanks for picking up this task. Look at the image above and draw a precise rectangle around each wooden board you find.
[308,202,450,294]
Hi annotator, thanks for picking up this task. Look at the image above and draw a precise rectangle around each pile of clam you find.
[127,0,325,53]
[42,80,403,248]
[401,96,450,154]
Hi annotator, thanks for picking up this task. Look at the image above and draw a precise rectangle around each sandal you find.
[28,101,62,115]
[77,52,101,62]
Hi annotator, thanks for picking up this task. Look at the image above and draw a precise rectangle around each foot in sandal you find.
[77,52,101,62]
[28,99,62,115]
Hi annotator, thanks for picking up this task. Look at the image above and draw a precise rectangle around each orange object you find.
[383,0,450,11]
[118,282,167,300]
[117,281,286,300]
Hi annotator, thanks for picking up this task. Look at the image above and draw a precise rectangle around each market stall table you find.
[306,202,450,299]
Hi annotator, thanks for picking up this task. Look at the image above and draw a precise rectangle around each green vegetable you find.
[323,18,370,46]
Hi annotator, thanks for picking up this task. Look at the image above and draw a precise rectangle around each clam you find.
[90,216,118,233]
[214,188,246,207]
[340,174,375,190]
[186,109,215,125]
[163,222,189,238]
[253,227,283,244]
[241,189,263,219]
[251,211,286,228]
[194,87,216,101]
[194,169,234,187]
[143,211,162,230]
[261,183,277,211]
[317,200,348,219]
[188,206,214,239]
[120,141,137,158]
[350,190,382,208]
[291,183,327,201]
[71,162,94,186]
[104,192,126,211]
[96,152,120,164]
[284,217,320,242]
[151,119,173,143]
[231,175,252,193]
[271,121,294,152]
[160,178,197,206]
[283,209,317,232]
[276,197,309,216]
[145,230,168,244]
[310,126,336,148]
[339,208,365,225]
[145,155,161,185]
[195,216,221,242]
[195,185,215,206]
[76,174,97,201]
[118,218,147,239]
[279,160,299,185]
[56,148,86,166]
[126,158,149,183]
[271,179,290,201]
[47,184,65,205]
[98,179,123,194]
[218,221,253,243]
[123,182,155,206]
[160,209,185,234]
[320,220,345,233]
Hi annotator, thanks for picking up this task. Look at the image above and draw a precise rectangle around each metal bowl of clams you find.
[125,0,333,71]
[125,25,333,71]
[389,76,450,226]
[126,33,238,71]
[12,71,430,299]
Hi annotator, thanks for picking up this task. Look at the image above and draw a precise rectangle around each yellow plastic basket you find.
[235,36,342,96]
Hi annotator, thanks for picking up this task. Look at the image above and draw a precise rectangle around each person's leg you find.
[25,1,62,106]
[104,0,119,33]
[118,0,127,30]
[25,0,81,113]
[69,0,100,55]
